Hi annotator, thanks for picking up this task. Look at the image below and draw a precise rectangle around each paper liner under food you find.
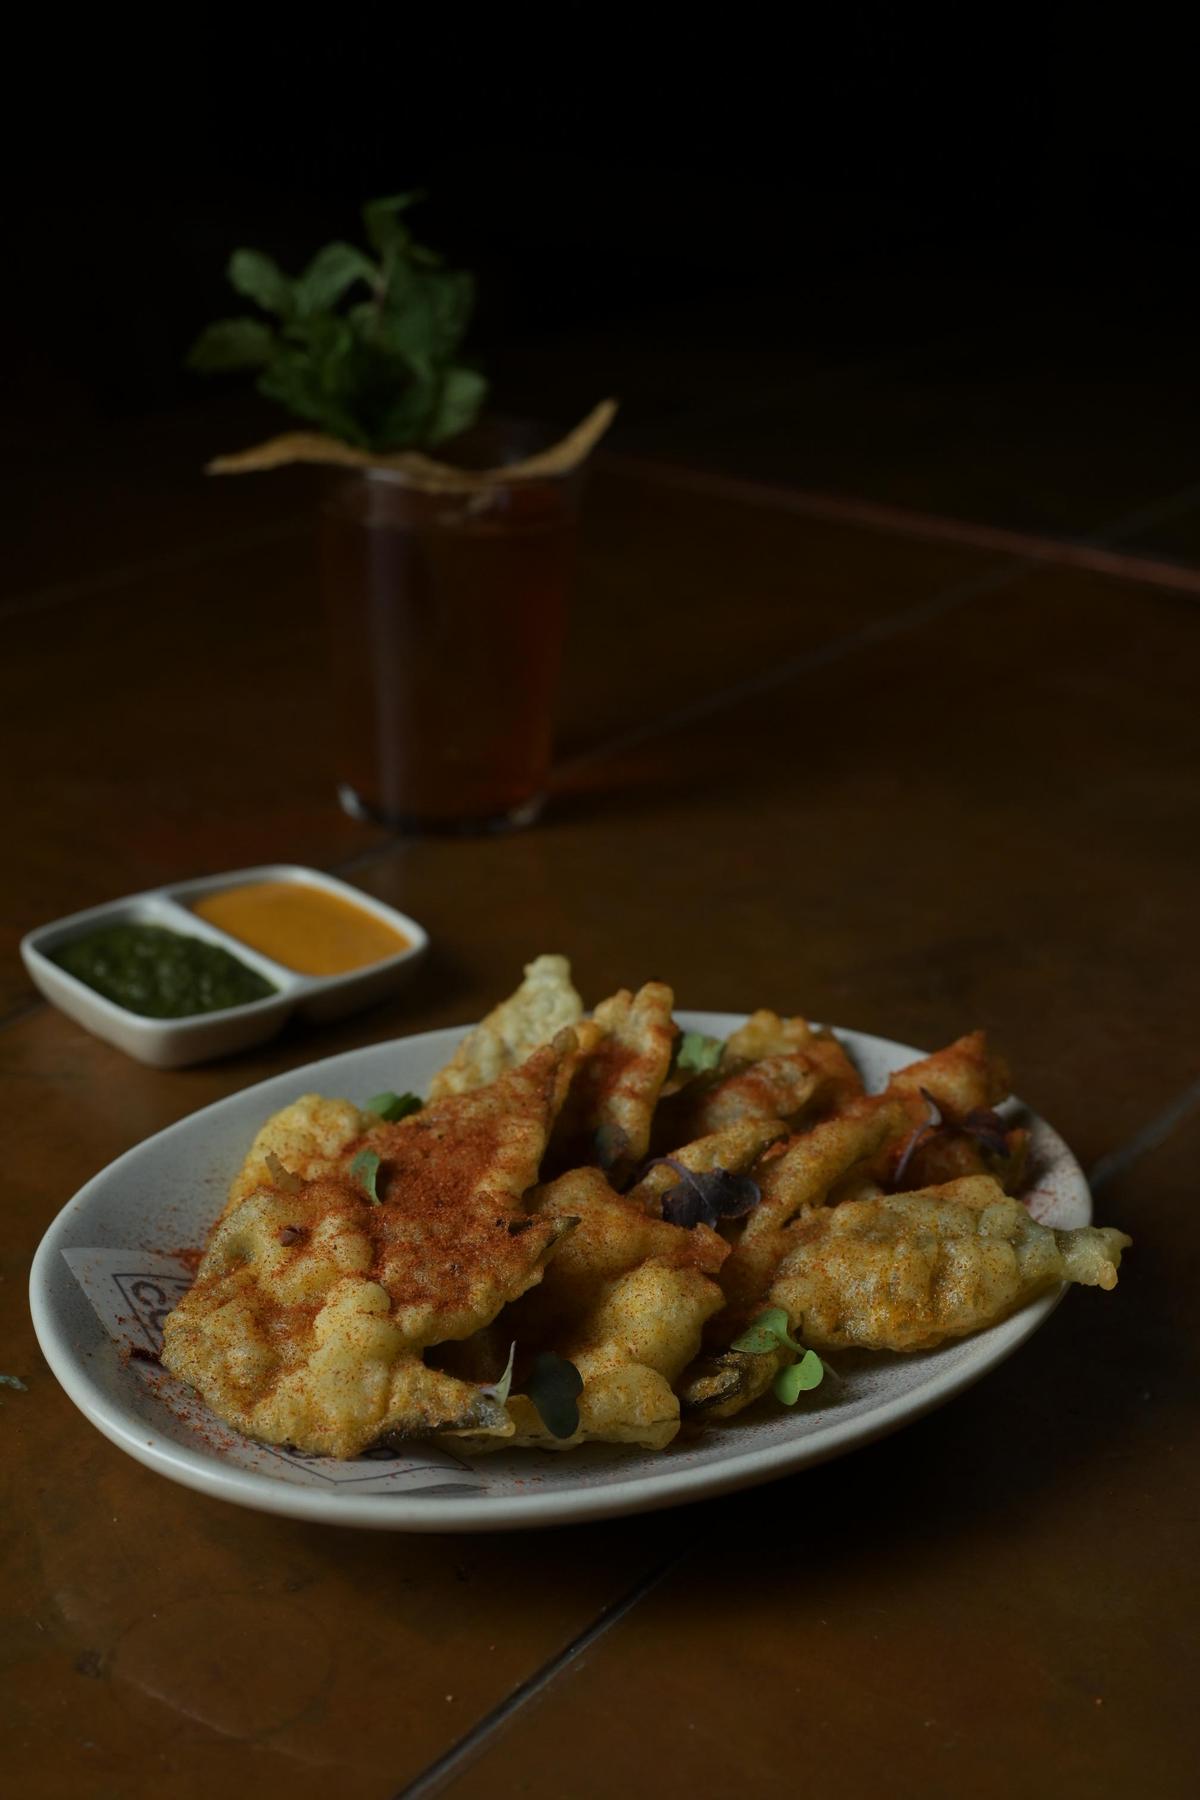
[206,397,618,492]
[64,1247,485,1496]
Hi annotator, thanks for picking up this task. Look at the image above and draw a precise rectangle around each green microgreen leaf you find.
[480,1342,517,1408]
[364,1091,423,1122]
[773,1351,825,1404]
[674,1030,725,1077]
[731,1306,803,1355]
[523,1352,583,1440]
[350,1148,383,1204]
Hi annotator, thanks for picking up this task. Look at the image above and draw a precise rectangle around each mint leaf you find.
[365,1091,422,1122]
[675,1030,724,1077]
[350,1148,383,1203]
[362,191,424,256]
[480,1342,517,1408]
[186,318,274,372]
[227,248,293,317]
[191,196,486,452]
[523,1352,583,1439]
[773,1351,824,1404]
[294,242,379,317]
[427,365,488,445]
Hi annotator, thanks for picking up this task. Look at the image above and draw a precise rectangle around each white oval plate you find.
[29,1016,1088,1531]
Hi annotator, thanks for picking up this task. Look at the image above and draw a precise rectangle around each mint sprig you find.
[188,194,487,453]
[732,1307,826,1406]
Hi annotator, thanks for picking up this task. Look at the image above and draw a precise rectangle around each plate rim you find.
[29,1015,1084,1531]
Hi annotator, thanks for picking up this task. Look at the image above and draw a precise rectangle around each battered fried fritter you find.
[427,953,583,1099]
[769,1176,1131,1351]
[551,981,677,1182]
[161,1038,576,1456]
[225,1093,371,1218]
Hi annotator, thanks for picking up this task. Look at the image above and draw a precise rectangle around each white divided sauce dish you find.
[19,863,428,1068]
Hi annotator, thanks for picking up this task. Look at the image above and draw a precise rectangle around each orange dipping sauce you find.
[192,880,409,977]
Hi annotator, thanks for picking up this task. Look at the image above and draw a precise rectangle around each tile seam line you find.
[596,455,1200,598]
[0,517,308,621]
[8,464,1200,624]
[391,1549,688,1800]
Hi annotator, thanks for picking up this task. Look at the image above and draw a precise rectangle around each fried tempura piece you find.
[455,1166,728,1452]
[162,1039,576,1457]
[552,981,676,1183]
[722,1010,817,1062]
[769,1176,1131,1352]
[500,1260,725,1451]
[225,1093,371,1218]
[428,953,583,1099]
[678,1098,905,1417]
[627,1116,788,1213]
[887,1031,1010,1123]
[673,1053,822,1136]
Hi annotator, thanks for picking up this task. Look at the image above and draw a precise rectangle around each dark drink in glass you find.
[320,431,582,832]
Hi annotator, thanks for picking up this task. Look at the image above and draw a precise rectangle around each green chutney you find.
[52,922,276,1019]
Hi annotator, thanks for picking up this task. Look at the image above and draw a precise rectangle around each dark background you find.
[5,13,1199,533]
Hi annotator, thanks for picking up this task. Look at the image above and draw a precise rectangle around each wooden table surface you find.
[3,426,1198,1799]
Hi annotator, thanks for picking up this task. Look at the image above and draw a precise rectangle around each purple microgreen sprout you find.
[523,1352,584,1439]
[643,1157,762,1229]
[350,1148,383,1204]
[365,1091,423,1122]
[961,1107,1012,1159]
[893,1087,944,1186]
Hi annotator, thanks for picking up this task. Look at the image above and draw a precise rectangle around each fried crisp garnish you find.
[427,953,583,1100]
[553,981,676,1182]
[225,1093,371,1218]
[161,1039,575,1457]
[467,1260,726,1453]
[722,1010,817,1063]
[714,1097,907,1326]
[887,1030,1010,1123]
[453,1168,727,1452]
[675,1053,823,1137]
[769,1177,1131,1352]
[627,1116,788,1212]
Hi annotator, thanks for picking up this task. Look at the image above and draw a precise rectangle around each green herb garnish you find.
[349,1148,383,1204]
[732,1307,826,1406]
[188,193,486,452]
[523,1352,584,1439]
[365,1091,423,1122]
[674,1030,724,1077]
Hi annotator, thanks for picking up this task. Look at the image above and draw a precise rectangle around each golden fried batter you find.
[769,1177,1130,1351]
[427,953,583,1099]
[161,1038,575,1456]
[552,981,677,1182]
